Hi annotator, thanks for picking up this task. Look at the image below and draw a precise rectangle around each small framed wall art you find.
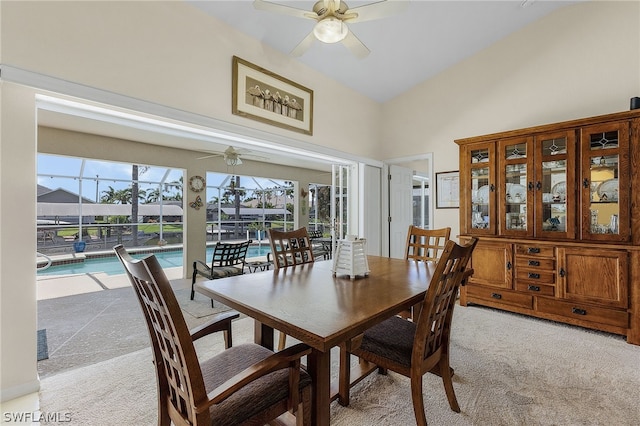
[232,56,313,135]
[436,170,460,209]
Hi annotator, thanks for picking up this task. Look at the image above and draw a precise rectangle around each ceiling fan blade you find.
[196,153,222,160]
[345,0,409,23]
[291,31,317,57]
[253,0,316,20]
[341,31,370,59]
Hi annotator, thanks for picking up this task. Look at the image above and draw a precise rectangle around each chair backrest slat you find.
[114,245,207,424]
[308,230,323,239]
[210,240,252,267]
[268,227,315,270]
[413,238,477,363]
[405,226,451,263]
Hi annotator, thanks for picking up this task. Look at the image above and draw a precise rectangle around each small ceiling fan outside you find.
[253,0,407,59]
[197,146,266,166]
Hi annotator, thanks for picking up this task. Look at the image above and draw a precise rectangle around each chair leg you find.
[278,331,287,351]
[298,385,311,426]
[190,270,197,300]
[439,358,460,412]
[410,375,428,426]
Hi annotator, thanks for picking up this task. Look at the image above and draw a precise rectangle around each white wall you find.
[381,1,640,239]
[0,83,40,400]
[0,1,381,158]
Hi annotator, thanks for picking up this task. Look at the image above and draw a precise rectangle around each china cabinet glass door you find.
[468,143,495,234]
[535,131,575,239]
[580,122,630,242]
[499,137,533,237]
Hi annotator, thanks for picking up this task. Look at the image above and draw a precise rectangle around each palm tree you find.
[164,176,183,201]
[131,165,149,246]
[145,187,161,203]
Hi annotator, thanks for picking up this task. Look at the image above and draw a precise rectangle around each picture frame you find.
[232,56,314,135]
[436,170,460,209]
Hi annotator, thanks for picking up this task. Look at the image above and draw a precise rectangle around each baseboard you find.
[0,380,41,403]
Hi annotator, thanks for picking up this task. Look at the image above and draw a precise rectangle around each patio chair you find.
[309,229,331,260]
[191,240,252,307]
[338,238,477,426]
[113,244,312,426]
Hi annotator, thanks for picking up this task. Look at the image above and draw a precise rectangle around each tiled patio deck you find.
[36,267,222,378]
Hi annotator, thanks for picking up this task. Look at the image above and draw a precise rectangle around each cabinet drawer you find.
[537,298,628,328]
[515,282,555,297]
[515,244,554,257]
[515,256,555,270]
[515,269,555,284]
[467,285,533,309]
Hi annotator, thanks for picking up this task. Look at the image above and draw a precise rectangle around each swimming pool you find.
[37,245,272,276]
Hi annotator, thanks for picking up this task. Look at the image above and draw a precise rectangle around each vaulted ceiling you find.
[188,0,581,103]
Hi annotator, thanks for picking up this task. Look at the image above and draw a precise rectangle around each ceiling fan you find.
[197,146,265,166]
[253,0,407,59]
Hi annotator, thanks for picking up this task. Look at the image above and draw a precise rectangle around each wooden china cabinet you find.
[456,110,640,345]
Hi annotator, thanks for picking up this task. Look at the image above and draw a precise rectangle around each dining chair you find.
[113,244,312,426]
[401,226,452,319]
[338,238,478,426]
[268,227,315,270]
[405,226,451,263]
[267,227,315,350]
[191,239,252,307]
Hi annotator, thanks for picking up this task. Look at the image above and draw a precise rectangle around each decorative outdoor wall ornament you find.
[189,195,204,210]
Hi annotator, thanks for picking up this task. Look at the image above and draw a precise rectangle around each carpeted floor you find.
[38,304,640,425]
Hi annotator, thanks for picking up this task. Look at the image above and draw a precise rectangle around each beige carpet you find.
[39,305,640,425]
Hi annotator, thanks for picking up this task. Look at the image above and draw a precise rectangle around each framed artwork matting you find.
[436,170,460,209]
[232,56,313,135]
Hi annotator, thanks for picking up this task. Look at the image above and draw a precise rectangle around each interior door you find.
[389,164,414,258]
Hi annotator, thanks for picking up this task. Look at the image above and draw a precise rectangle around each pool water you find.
[37,245,272,276]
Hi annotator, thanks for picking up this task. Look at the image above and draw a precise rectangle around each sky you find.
[37,154,288,203]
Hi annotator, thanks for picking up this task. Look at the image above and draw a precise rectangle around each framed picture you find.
[232,56,313,135]
[436,170,460,209]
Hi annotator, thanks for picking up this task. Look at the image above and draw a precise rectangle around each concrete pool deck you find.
[36,266,184,301]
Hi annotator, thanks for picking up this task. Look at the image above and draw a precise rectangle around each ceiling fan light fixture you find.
[313,17,348,43]
[225,156,242,166]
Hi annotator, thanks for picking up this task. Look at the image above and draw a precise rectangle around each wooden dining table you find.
[195,255,435,426]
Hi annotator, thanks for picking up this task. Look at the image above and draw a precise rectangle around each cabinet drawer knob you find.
[528,272,540,279]
[491,293,502,300]
[583,178,590,188]
[527,247,541,254]
[527,285,540,292]
[572,307,587,316]
[559,268,566,278]
[506,261,512,270]
[528,260,540,266]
